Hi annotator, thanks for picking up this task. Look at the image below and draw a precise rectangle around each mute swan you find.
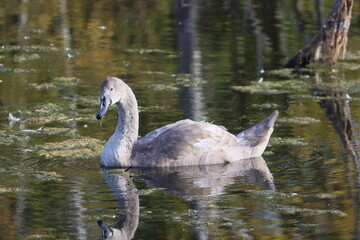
[96,77,278,167]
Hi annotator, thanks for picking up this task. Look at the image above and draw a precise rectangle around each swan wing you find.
[132,119,238,166]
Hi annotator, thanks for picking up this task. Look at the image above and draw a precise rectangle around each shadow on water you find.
[98,156,274,239]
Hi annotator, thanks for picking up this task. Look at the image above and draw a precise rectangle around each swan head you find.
[96,77,123,120]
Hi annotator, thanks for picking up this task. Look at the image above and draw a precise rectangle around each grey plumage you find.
[96,77,278,167]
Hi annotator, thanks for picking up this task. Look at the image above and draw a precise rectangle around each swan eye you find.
[110,88,113,91]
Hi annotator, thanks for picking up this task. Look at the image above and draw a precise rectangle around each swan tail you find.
[236,110,279,157]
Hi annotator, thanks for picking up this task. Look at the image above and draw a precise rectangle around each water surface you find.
[1,0,360,239]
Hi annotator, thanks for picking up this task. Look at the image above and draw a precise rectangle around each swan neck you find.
[115,88,139,146]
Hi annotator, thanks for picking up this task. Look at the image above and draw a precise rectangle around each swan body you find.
[96,77,278,167]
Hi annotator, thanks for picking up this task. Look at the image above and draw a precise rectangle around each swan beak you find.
[96,97,110,120]
[97,221,113,238]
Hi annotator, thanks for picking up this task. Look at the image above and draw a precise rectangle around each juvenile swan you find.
[96,77,278,167]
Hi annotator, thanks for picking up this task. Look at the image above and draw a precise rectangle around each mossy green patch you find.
[267,68,298,78]
[35,136,105,160]
[250,103,279,109]
[22,127,70,136]
[0,67,36,73]
[315,79,360,92]
[336,62,360,71]
[61,95,99,107]
[14,103,72,124]
[344,51,360,60]
[0,130,30,145]
[24,115,69,123]
[277,117,321,125]
[0,45,59,53]
[271,204,347,217]
[0,127,71,145]
[126,48,175,54]
[0,187,30,193]
[28,77,79,90]
[31,170,62,182]
[269,137,307,146]
[232,80,310,95]
[14,53,40,62]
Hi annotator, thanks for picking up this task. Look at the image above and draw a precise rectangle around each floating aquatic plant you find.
[125,48,175,54]
[0,45,59,53]
[249,103,279,109]
[269,137,307,146]
[0,130,30,145]
[31,170,63,182]
[271,204,347,217]
[277,117,321,125]
[35,136,105,160]
[0,67,36,73]
[60,95,101,107]
[232,80,310,95]
[14,53,40,62]
[28,76,79,90]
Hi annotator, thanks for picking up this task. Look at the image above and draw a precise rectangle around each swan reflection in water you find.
[97,156,275,239]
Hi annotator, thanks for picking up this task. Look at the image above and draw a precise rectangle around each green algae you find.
[14,103,72,124]
[315,79,360,92]
[0,67,36,73]
[0,187,30,193]
[25,234,56,240]
[28,77,79,90]
[267,68,298,78]
[149,83,179,91]
[0,45,59,53]
[31,170,62,182]
[61,95,99,107]
[336,62,360,71]
[126,48,175,54]
[269,137,307,146]
[0,130,30,145]
[22,127,70,136]
[271,204,347,217]
[277,117,321,125]
[24,115,69,123]
[244,190,346,216]
[344,51,360,60]
[249,103,279,109]
[15,103,62,117]
[35,136,105,160]
[14,53,40,62]
[232,80,310,95]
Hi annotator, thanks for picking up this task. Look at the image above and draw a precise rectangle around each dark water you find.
[1,0,360,239]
